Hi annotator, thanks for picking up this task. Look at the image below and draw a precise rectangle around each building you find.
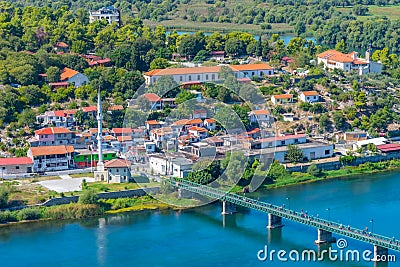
[191,109,207,119]
[144,141,157,153]
[149,154,193,178]
[0,157,33,175]
[60,67,89,87]
[142,93,162,110]
[188,126,208,140]
[36,110,76,127]
[111,128,133,137]
[353,137,388,150]
[29,127,75,147]
[144,64,274,85]
[252,134,307,149]
[317,49,382,74]
[27,145,75,172]
[54,42,69,53]
[344,131,368,142]
[248,110,271,125]
[204,118,216,131]
[146,120,162,131]
[74,150,117,169]
[89,6,121,25]
[283,113,295,122]
[271,94,294,105]
[272,141,334,162]
[104,158,131,183]
[299,91,320,103]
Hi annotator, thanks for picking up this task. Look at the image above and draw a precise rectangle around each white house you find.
[317,49,382,74]
[150,127,175,147]
[272,142,334,162]
[248,110,271,125]
[204,118,216,131]
[89,6,120,25]
[103,158,131,183]
[27,145,75,172]
[142,93,162,110]
[257,134,307,149]
[149,154,193,178]
[299,91,320,103]
[144,64,274,85]
[60,67,89,87]
[353,137,388,150]
[188,126,208,140]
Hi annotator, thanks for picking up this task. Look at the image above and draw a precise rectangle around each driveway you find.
[38,176,95,193]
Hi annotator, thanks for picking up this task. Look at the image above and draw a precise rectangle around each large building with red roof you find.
[29,127,75,147]
[27,145,75,172]
[144,63,274,85]
[317,49,382,74]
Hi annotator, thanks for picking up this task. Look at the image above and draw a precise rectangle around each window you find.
[180,76,183,81]
[252,72,255,76]
[294,139,298,143]
[206,74,209,80]
[188,75,191,81]
[325,150,330,155]
[211,74,215,80]
[197,75,200,80]
[16,166,19,169]
[2,167,5,170]
[281,140,285,145]
[116,169,119,173]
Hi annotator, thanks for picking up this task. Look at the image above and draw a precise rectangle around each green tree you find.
[294,21,306,36]
[18,108,36,127]
[78,189,98,204]
[307,163,322,177]
[0,186,9,208]
[224,38,245,57]
[175,90,196,105]
[46,66,61,82]
[149,58,170,70]
[285,145,304,163]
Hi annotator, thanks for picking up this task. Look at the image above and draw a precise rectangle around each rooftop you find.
[60,67,79,80]
[35,127,72,135]
[29,145,74,157]
[0,157,33,166]
[104,158,129,168]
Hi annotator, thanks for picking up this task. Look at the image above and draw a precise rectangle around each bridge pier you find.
[267,214,284,229]
[221,201,237,215]
[315,229,336,244]
[373,245,388,263]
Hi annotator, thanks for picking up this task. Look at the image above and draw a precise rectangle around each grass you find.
[70,173,94,178]
[144,20,293,35]
[85,181,160,193]
[336,5,400,21]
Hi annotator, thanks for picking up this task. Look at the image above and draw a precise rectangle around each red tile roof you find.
[53,109,77,117]
[251,110,270,115]
[60,67,79,80]
[117,136,133,142]
[204,118,216,123]
[143,93,161,102]
[35,127,72,135]
[377,143,400,153]
[188,126,208,132]
[49,82,69,87]
[146,120,159,125]
[301,91,319,96]
[230,63,274,71]
[82,106,97,112]
[0,157,33,166]
[112,128,133,134]
[55,42,69,48]
[107,105,124,111]
[186,119,203,125]
[104,158,130,168]
[29,145,74,157]
[273,94,293,99]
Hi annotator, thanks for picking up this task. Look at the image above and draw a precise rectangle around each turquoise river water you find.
[1,171,400,267]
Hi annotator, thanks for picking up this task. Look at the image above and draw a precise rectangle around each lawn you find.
[86,181,160,193]
[336,5,400,21]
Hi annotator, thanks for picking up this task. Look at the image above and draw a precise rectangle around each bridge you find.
[169,178,400,262]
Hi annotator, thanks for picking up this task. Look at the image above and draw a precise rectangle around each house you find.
[188,126,208,140]
[111,128,133,137]
[142,93,162,110]
[191,109,207,119]
[186,118,203,128]
[54,42,69,53]
[103,158,131,183]
[271,94,294,105]
[184,142,216,157]
[248,110,271,125]
[36,110,76,128]
[88,58,112,67]
[74,149,117,169]
[144,64,274,85]
[317,49,382,74]
[49,82,69,90]
[27,145,75,172]
[149,154,193,178]
[246,128,261,139]
[271,141,334,162]
[0,157,33,175]
[376,143,400,154]
[209,51,226,61]
[149,127,175,147]
[252,134,307,149]
[89,6,121,26]
[204,118,216,131]
[144,141,157,153]
[299,91,320,103]
[283,113,295,122]
[353,137,388,150]
[29,127,75,147]
[107,105,124,113]
[116,136,134,152]
[344,131,368,142]
[82,106,97,118]
[60,67,89,87]
[204,136,224,147]
[146,120,162,131]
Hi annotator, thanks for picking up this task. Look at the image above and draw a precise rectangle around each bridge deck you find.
[169,179,400,252]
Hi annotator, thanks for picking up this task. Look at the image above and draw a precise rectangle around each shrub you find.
[17,208,42,221]
[307,163,322,177]
[44,203,103,220]
[79,189,99,204]
[0,210,17,223]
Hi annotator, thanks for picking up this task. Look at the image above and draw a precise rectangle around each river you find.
[1,171,400,267]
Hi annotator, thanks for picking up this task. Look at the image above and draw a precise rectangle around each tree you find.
[0,186,9,208]
[335,39,347,53]
[46,66,61,82]
[307,163,322,177]
[224,38,245,57]
[149,58,170,70]
[175,90,196,105]
[294,21,306,36]
[18,108,36,127]
[148,75,179,97]
[333,111,347,131]
[319,113,331,130]
[78,189,98,204]
[220,151,247,183]
[285,145,304,163]
[9,64,38,85]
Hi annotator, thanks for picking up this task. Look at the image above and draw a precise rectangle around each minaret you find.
[97,87,104,171]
